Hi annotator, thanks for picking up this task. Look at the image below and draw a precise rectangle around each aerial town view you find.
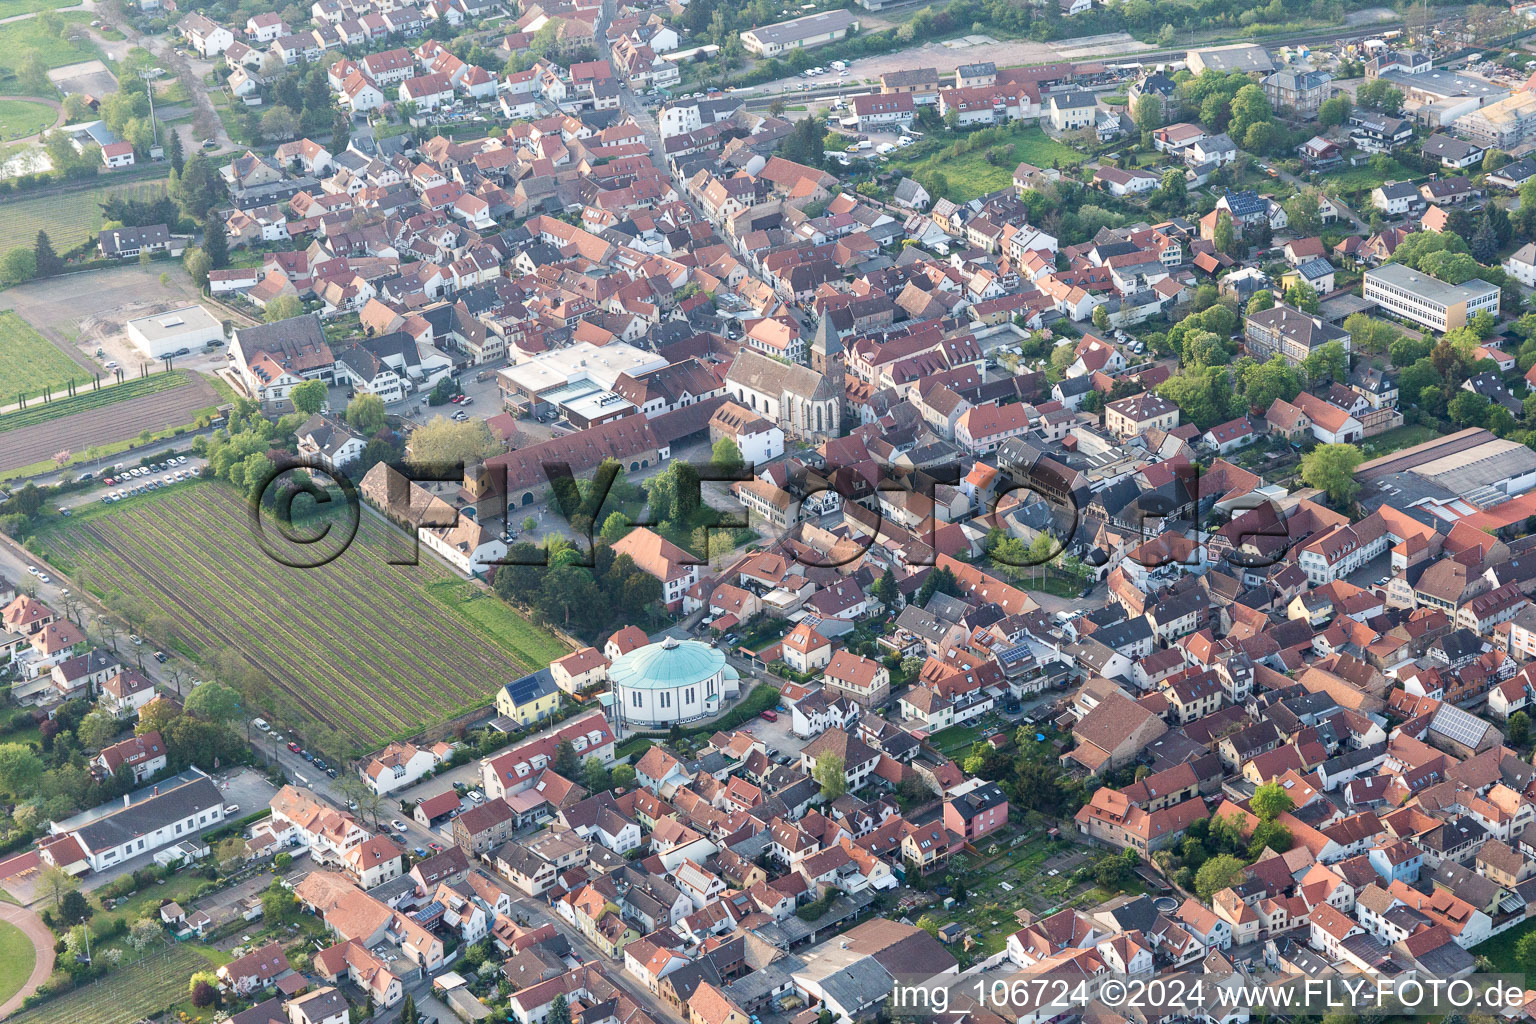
[14,0,1536,1021]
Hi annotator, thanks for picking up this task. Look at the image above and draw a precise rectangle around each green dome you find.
[610,636,725,691]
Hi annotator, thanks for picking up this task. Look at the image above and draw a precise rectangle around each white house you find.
[361,741,453,795]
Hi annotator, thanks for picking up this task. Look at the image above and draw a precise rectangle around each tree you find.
[184,247,212,289]
[1471,216,1498,264]
[184,680,242,724]
[1237,355,1301,413]
[1509,711,1530,746]
[77,710,120,749]
[1251,781,1294,822]
[553,739,581,778]
[406,416,499,468]
[874,568,899,612]
[37,864,77,908]
[1246,291,1275,315]
[262,879,299,924]
[1213,211,1238,257]
[1092,305,1110,332]
[1248,820,1292,858]
[1318,94,1351,128]
[401,994,419,1024]
[1303,340,1348,386]
[33,231,60,278]
[711,435,743,471]
[203,216,228,269]
[191,980,219,1008]
[0,742,44,795]
[260,106,298,141]
[549,994,571,1024]
[1301,443,1365,506]
[346,393,387,434]
[1156,366,1234,431]
[168,128,184,174]
[812,753,846,800]
[264,294,304,323]
[287,379,327,416]
[128,917,162,952]
[1357,79,1404,114]
[1283,281,1319,314]
[0,247,37,286]
[59,888,92,924]
[1132,93,1164,135]
[1449,390,1491,427]
[1194,854,1246,901]
[1283,190,1322,238]
[915,914,941,939]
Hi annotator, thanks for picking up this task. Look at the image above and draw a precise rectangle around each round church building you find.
[610,636,741,729]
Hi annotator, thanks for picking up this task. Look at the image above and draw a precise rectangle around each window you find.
[631,691,643,709]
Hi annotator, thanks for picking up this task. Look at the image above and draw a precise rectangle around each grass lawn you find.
[0,98,56,140]
[928,724,983,757]
[1316,157,1417,192]
[0,919,35,1008]
[0,310,95,405]
[0,13,97,93]
[28,481,569,751]
[889,124,1085,202]
[0,176,169,253]
[424,579,571,672]
[1358,423,1437,459]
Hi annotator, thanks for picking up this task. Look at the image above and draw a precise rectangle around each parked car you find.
[287,741,301,753]
[392,819,409,833]
[760,710,778,722]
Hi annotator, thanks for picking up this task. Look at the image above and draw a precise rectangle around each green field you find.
[0,99,56,140]
[0,14,98,95]
[11,944,215,1024]
[889,124,1086,201]
[29,481,569,749]
[0,0,84,19]
[0,919,35,1008]
[425,579,572,672]
[0,176,169,253]
[0,310,94,405]
[0,369,190,433]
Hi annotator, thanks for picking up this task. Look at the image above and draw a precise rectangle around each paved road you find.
[0,902,55,1018]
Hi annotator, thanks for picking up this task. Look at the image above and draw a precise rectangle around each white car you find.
[38,575,50,584]
[26,565,37,574]
[391,819,409,833]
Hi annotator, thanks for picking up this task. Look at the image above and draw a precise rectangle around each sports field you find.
[0,99,56,140]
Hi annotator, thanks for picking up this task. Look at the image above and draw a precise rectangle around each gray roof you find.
[66,771,223,854]
[726,349,836,403]
[743,8,856,45]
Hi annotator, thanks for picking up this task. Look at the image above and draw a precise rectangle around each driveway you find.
[0,902,54,1018]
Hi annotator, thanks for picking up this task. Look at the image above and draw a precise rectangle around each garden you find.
[27,481,568,751]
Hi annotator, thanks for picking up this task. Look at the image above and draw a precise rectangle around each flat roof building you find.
[126,305,225,359]
[739,9,859,56]
[1363,263,1499,333]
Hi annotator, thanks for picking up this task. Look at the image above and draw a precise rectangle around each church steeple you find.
[809,313,841,376]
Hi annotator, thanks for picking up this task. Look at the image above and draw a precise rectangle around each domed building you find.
[609,635,741,729]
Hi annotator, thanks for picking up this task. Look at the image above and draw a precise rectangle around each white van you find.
[855,139,873,150]
[252,718,270,732]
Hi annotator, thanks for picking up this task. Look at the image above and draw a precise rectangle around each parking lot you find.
[84,453,207,507]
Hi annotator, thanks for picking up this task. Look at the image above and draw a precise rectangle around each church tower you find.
[809,313,843,378]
